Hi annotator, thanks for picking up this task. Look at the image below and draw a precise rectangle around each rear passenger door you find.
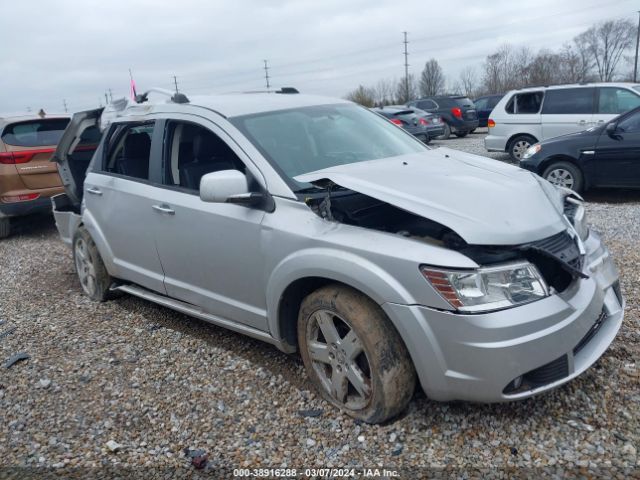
[151,116,269,331]
[85,121,168,294]
[541,88,595,140]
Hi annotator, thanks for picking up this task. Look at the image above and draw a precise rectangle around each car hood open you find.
[295,147,567,245]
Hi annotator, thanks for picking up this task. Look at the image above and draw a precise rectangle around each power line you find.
[264,60,271,90]
[634,10,640,82]
[403,31,409,100]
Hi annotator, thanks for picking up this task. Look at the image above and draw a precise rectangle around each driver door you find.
[591,109,640,187]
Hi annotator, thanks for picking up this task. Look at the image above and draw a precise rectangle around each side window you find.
[598,88,640,114]
[488,96,501,109]
[163,121,244,191]
[505,92,544,114]
[418,100,436,110]
[542,88,594,114]
[103,122,154,180]
[617,110,640,133]
[474,98,488,110]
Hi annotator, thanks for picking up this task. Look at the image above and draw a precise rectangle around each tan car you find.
[0,112,70,238]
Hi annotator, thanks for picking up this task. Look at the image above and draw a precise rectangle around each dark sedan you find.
[371,105,445,143]
[520,106,640,192]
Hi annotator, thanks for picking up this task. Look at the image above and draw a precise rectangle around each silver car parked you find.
[485,82,640,160]
[52,89,624,423]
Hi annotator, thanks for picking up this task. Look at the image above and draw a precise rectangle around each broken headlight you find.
[421,262,549,313]
[564,197,588,241]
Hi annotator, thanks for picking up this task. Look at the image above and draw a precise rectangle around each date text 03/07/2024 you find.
[232,467,400,477]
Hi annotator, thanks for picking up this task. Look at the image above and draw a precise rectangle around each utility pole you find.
[634,11,640,83]
[105,92,109,105]
[173,75,179,94]
[63,99,68,113]
[108,89,113,102]
[402,31,410,101]
[263,60,271,90]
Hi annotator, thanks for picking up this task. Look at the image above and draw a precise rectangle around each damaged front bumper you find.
[382,230,624,402]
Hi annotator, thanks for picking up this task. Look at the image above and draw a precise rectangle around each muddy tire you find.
[72,226,114,302]
[0,217,10,239]
[298,284,416,424]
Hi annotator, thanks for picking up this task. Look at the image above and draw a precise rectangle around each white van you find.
[484,83,640,160]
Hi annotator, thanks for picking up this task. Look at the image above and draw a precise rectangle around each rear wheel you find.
[437,123,451,140]
[454,131,468,138]
[73,226,115,302]
[0,217,10,239]
[508,135,536,161]
[298,285,416,424]
[543,161,584,193]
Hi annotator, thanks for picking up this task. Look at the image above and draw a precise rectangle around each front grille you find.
[573,310,607,355]
[503,354,569,394]
[531,231,583,271]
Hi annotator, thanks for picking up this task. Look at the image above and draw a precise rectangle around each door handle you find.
[152,204,175,215]
[86,187,102,196]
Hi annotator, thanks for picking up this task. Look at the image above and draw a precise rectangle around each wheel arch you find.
[267,250,417,351]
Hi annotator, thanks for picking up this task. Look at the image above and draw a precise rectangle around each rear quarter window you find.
[1,118,70,147]
[505,92,544,114]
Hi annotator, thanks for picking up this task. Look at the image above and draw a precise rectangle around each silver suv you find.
[52,89,624,423]
[485,82,640,160]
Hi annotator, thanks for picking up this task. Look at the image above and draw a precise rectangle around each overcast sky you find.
[0,0,637,113]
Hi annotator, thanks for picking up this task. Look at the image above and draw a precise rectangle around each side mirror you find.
[200,170,249,203]
[199,169,275,211]
[605,122,617,134]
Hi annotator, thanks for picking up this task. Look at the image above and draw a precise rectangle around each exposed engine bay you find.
[305,185,586,294]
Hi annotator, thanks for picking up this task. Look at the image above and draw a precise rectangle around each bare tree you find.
[482,44,533,92]
[345,85,376,107]
[524,49,561,86]
[372,78,395,106]
[419,59,445,97]
[576,19,635,81]
[458,66,478,97]
[395,74,418,103]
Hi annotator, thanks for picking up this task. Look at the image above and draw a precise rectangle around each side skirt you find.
[112,284,295,353]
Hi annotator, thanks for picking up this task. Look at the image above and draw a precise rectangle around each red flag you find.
[130,77,137,100]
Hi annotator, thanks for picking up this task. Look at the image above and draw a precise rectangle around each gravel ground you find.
[0,132,638,478]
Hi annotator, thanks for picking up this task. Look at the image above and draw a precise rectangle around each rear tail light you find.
[390,118,403,126]
[418,118,429,126]
[451,107,463,119]
[488,119,496,128]
[0,148,55,165]
[1,193,40,203]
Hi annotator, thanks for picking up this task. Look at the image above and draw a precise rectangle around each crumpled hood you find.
[295,147,567,245]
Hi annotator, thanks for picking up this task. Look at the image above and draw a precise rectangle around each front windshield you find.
[230,103,427,191]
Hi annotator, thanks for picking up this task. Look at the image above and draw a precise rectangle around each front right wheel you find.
[298,285,416,424]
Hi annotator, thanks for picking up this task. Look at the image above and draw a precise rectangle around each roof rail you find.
[135,87,190,104]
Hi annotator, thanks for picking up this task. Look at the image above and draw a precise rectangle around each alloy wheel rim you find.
[306,309,372,410]
[74,238,97,296]
[546,168,575,188]
[512,140,530,159]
